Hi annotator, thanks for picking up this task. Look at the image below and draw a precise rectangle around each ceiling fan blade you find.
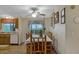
[40,14,45,16]
[37,12,45,16]
[30,7,38,13]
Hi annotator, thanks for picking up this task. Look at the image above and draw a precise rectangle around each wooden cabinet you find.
[0,19,2,29]
[0,17,19,29]
[15,18,18,28]
[0,34,10,45]
[0,33,19,45]
[13,18,18,28]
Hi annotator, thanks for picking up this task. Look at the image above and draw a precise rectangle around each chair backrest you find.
[26,32,30,40]
[28,32,32,53]
[46,31,53,40]
[28,32,47,53]
[27,32,52,54]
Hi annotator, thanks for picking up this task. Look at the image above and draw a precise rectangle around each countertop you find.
[0,32,18,35]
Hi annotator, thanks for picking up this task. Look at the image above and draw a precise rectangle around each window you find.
[29,24,43,30]
[29,23,43,34]
[2,23,15,32]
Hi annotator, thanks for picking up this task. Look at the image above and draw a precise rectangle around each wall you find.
[13,5,79,53]
[18,18,45,44]
[18,17,29,44]
[45,5,66,53]
[18,6,66,53]
[66,6,79,53]
[45,18,51,31]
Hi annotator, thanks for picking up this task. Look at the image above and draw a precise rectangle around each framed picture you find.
[51,12,55,29]
[61,8,65,24]
[54,11,59,24]
[53,12,55,29]
[51,17,53,26]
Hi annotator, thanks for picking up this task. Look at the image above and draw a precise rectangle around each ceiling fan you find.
[29,7,46,17]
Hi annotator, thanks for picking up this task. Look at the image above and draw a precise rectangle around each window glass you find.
[37,24,43,30]
[32,24,37,30]
[2,23,15,32]
[29,23,43,34]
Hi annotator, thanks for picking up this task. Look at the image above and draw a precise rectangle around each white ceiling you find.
[0,5,54,18]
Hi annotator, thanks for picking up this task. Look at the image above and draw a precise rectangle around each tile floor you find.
[0,45,26,54]
[0,45,57,54]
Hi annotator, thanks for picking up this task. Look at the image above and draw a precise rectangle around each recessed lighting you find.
[5,16,9,18]
[5,16,14,19]
[0,15,14,19]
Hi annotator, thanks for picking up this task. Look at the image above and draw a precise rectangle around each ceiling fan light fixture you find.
[32,13,37,18]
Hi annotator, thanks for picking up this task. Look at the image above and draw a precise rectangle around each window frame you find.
[2,23,15,32]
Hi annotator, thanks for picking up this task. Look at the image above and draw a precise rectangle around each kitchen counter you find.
[0,34,10,45]
[0,32,18,34]
[0,32,19,45]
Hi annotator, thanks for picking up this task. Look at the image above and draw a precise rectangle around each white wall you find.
[53,6,66,53]
[53,23,65,53]
[45,6,66,53]
[66,6,79,53]
[45,18,51,31]
[18,18,29,44]
[44,5,79,54]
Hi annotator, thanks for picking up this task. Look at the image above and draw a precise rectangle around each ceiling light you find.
[5,16,14,19]
[0,15,14,19]
[32,13,37,18]
[5,16,9,18]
